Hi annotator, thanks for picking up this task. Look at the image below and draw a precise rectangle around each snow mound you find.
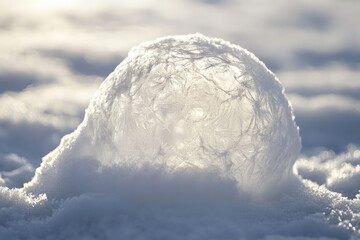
[25,34,300,198]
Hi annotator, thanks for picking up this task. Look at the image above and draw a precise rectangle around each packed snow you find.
[0,34,359,239]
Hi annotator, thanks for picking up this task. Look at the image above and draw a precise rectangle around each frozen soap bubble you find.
[26,34,301,198]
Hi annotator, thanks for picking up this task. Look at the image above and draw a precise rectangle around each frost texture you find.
[25,34,300,197]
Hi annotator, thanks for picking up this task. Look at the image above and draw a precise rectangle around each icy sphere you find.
[27,34,300,197]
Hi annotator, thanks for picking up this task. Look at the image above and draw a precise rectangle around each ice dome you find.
[25,34,301,198]
[4,34,360,240]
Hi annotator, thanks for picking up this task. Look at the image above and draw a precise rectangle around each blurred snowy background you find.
[0,0,360,188]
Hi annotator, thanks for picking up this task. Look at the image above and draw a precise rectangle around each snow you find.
[0,34,359,239]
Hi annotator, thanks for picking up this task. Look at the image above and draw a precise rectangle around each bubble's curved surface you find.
[26,34,300,197]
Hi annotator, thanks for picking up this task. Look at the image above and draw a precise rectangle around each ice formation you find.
[25,34,300,198]
[2,34,359,239]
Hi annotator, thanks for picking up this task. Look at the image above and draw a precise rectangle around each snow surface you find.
[0,34,359,239]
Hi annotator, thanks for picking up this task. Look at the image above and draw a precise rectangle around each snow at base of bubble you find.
[1,158,359,239]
